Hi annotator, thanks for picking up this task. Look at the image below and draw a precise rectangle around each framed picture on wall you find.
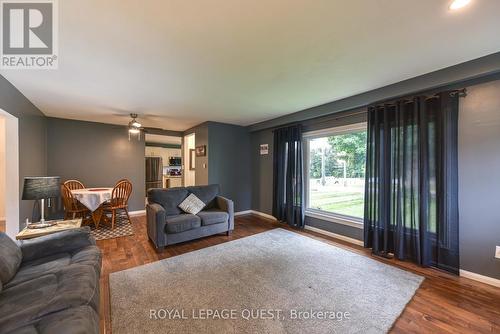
[260,144,269,155]
[195,145,206,157]
[189,149,196,170]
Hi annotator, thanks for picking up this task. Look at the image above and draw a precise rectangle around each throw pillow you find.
[178,193,205,215]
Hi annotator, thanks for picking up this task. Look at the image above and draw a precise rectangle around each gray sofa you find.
[147,184,234,249]
[0,227,101,334]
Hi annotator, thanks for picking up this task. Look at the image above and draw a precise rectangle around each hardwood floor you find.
[97,214,500,334]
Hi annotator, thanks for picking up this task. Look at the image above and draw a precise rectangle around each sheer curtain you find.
[364,92,460,274]
[272,125,305,228]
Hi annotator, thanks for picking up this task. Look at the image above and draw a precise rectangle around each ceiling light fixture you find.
[128,113,142,141]
[129,113,141,128]
[449,0,471,10]
[128,128,140,134]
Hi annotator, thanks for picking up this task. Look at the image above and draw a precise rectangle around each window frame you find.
[303,122,367,229]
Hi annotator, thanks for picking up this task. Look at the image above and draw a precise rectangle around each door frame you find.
[0,109,19,238]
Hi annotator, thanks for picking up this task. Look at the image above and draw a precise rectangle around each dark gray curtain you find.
[364,92,460,274]
[273,125,305,228]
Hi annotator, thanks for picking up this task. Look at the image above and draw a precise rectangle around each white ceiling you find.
[2,0,500,131]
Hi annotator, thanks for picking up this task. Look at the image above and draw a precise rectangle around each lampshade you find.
[22,176,61,200]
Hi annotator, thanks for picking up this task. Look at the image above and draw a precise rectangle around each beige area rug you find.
[110,228,423,334]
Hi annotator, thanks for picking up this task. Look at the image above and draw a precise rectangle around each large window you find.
[304,123,367,223]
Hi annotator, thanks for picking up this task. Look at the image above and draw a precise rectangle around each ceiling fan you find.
[128,113,144,140]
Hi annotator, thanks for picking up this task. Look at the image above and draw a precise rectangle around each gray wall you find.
[251,129,273,215]
[46,118,145,211]
[0,75,47,229]
[305,216,363,240]
[458,81,500,279]
[208,122,251,212]
[185,122,252,211]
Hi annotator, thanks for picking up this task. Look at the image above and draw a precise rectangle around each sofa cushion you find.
[178,194,205,215]
[5,305,99,334]
[164,214,201,234]
[186,184,220,209]
[5,245,101,289]
[0,233,22,285]
[197,210,229,226]
[0,264,99,333]
[148,188,189,216]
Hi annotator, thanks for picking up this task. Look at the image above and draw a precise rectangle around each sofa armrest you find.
[216,196,234,231]
[146,203,167,249]
[19,227,96,262]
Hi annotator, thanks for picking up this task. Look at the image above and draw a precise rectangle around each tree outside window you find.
[307,128,367,219]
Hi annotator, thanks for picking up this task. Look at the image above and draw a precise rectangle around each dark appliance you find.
[146,157,163,192]
[169,156,182,166]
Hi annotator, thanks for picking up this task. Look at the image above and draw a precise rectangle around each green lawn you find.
[309,185,438,231]
[309,190,364,219]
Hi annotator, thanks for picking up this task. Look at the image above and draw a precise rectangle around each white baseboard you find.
[235,210,253,216]
[251,210,277,221]
[459,269,500,288]
[129,210,146,217]
[238,212,363,247]
[304,225,364,246]
[235,210,277,221]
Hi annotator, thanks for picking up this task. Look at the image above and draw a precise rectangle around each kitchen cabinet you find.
[164,176,183,188]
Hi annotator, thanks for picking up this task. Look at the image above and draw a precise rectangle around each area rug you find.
[110,228,423,334]
[90,217,133,241]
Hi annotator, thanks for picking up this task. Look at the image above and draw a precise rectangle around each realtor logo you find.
[1,0,58,69]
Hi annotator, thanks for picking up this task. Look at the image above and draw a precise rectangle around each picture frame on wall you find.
[195,145,206,157]
[260,144,269,155]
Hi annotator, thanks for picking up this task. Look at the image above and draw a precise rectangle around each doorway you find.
[183,133,195,187]
[0,109,19,238]
[145,134,183,193]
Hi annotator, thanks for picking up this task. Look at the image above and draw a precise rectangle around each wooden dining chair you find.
[102,179,133,229]
[60,184,93,226]
[114,179,129,187]
[63,179,85,190]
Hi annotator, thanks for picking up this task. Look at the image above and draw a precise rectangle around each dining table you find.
[71,188,113,228]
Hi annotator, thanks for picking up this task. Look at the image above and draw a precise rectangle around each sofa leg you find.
[156,246,165,253]
[226,230,232,236]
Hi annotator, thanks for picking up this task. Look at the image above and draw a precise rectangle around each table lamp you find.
[22,176,61,228]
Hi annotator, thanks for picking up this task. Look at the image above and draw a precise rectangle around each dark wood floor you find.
[97,214,500,334]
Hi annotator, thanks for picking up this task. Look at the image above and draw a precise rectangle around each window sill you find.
[305,210,364,229]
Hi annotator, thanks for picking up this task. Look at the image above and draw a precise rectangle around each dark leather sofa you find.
[0,227,101,334]
[146,184,234,249]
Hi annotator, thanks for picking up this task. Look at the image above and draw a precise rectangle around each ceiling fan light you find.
[131,120,141,128]
[128,127,140,134]
[449,0,471,10]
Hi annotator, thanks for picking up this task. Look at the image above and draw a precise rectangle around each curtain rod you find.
[371,88,467,107]
[271,88,467,132]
